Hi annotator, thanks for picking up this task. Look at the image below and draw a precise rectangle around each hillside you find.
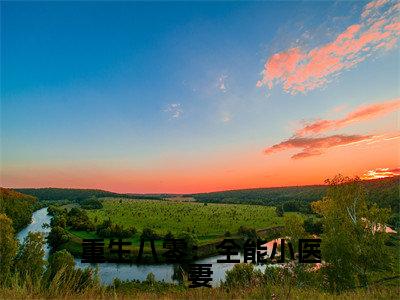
[15,188,163,202]
[0,188,37,230]
[12,176,400,214]
[191,176,400,213]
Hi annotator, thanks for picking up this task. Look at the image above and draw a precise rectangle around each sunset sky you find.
[1,0,399,193]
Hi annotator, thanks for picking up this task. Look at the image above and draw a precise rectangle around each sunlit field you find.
[86,198,283,238]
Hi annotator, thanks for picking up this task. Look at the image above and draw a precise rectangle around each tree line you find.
[0,188,38,231]
[192,176,400,227]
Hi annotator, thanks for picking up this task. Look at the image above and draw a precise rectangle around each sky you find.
[1,0,399,193]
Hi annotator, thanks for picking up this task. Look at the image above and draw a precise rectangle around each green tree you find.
[283,214,306,244]
[0,213,18,285]
[238,225,258,241]
[276,205,284,217]
[46,249,75,279]
[303,217,323,234]
[141,228,159,240]
[0,188,36,231]
[50,215,67,228]
[47,226,70,251]
[223,263,264,290]
[14,232,46,281]
[312,175,392,291]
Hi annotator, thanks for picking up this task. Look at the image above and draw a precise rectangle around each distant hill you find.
[12,176,399,214]
[14,188,164,202]
[191,176,400,213]
[0,187,37,231]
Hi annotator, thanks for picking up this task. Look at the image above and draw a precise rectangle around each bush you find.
[141,228,159,240]
[81,197,103,210]
[304,217,323,234]
[50,215,67,228]
[47,226,70,251]
[14,232,46,281]
[67,208,95,231]
[223,263,264,290]
[46,249,75,278]
[238,226,258,241]
[276,205,284,217]
[96,219,136,238]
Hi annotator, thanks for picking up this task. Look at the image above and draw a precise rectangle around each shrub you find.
[47,226,70,251]
[223,263,264,290]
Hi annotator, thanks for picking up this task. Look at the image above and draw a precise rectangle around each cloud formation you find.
[164,103,183,119]
[257,0,400,94]
[264,134,374,159]
[218,74,228,92]
[360,167,400,179]
[296,98,400,136]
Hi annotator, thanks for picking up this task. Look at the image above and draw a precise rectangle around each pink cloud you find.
[360,167,400,179]
[264,134,374,159]
[257,0,400,94]
[296,98,400,136]
[362,0,389,19]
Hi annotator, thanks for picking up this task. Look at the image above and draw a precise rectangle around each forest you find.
[191,176,400,226]
[0,188,39,231]
[16,176,399,213]
[15,187,163,202]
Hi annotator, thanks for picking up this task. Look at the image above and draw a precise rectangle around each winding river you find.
[18,208,277,286]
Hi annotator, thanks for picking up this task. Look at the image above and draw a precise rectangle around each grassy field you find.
[85,197,283,238]
[63,197,292,259]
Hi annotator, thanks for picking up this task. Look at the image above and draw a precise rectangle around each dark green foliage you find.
[282,200,311,213]
[46,249,75,278]
[223,263,264,290]
[192,176,399,215]
[45,249,100,295]
[388,213,400,229]
[14,232,46,281]
[303,217,323,234]
[192,185,326,207]
[313,175,393,292]
[15,187,164,202]
[141,228,160,240]
[0,213,18,286]
[164,231,174,239]
[67,208,95,231]
[50,215,67,228]
[178,231,199,258]
[0,188,37,231]
[364,176,400,213]
[81,197,103,209]
[96,219,136,238]
[238,226,258,241]
[47,226,70,251]
[275,205,284,217]
[111,275,185,294]
[47,205,66,216]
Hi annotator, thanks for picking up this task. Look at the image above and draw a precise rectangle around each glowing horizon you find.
[1,0,399,194]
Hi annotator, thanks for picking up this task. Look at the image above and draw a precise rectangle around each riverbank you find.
[61,226,284,263]
[18,207,283,285]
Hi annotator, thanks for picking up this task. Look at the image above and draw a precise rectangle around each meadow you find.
[85,198,283,238]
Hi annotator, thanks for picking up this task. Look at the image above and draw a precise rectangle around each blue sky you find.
[1,1,399,193]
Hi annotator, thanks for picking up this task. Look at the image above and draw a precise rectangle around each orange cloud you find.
[257,0,400,94]
[296,98,400,136]
[264,134,374,159]
[360,167,400,179]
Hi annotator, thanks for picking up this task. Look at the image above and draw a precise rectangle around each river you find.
[18,207,278,286]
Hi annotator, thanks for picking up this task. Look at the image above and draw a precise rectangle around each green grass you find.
[63,198,295,258]
[87,197,284,238]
